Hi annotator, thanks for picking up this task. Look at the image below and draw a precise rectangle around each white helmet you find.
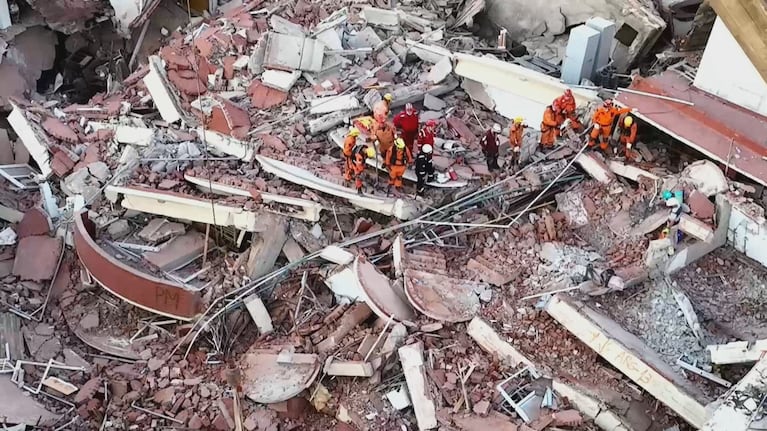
[421,144,433,154]
[492,123,501,133]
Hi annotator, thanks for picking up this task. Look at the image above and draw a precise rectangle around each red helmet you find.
[426,119,437,128]
[405,103,414,113]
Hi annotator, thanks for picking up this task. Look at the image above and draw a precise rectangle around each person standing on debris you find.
[350,144,376,195]
[417,120,437,154]
[480,124,502,171]
[373,93,393,124]
[343,127,361,183]
[509,117,526,166]
[540,105,560,149]
[617,115,638,158]
[415,144,435,196]
[553,89,582,132]
[385,138,413,194]
[393,103,419,154]
[589,99,632,152]
[371,120,396,159]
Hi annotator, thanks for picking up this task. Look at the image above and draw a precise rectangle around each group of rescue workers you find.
[343,94,437,196]
[541,89,639,157]
[341,89,640,196]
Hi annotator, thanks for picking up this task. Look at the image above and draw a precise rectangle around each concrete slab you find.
[398,342,437,430]
[13,236,62,281]
[138,218,186,243]
[0,376,59,425]
[703,357,767,430]
[545,294,708,428]
[143,231,207,271]
[244,295,274,334]
[240,348,320,404]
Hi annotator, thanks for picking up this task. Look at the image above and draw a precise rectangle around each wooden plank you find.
[466,317,535,369]
[710,0,767,82]
[398,342,437,430]
[545,295,708,428]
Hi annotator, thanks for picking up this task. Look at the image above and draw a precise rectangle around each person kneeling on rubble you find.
[480,123,502,171]
[350,144,376,195]
[343,127,361,184]
[385,138,413,195]
[618,115,638,159]
[588,99,632,152]
[509,117,526,167]
[415,144,435,196]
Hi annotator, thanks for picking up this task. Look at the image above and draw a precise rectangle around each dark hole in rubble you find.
[615,23,639,46]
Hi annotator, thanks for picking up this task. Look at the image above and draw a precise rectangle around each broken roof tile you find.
[247,80,287,109]
[208,98,251,139]
[50,150,77,177]
[168,69,207,97]
[42,117,79,144]
[223,56,237,80]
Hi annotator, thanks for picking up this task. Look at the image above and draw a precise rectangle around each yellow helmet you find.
[624,116,633,127]
[514,117,524,124]
[383,93,393,102]
[349,127,360,137]
[365,147,376,158]
[395,138,405,149]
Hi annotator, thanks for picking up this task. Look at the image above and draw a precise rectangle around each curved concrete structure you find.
[73,211,202,320]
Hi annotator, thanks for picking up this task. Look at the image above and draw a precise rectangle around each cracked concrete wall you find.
[484,0,666,70]
[24,0,108,34]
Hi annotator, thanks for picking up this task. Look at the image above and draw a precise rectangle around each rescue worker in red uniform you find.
[385,138,412,194]
[373,93,393,124]
[589,99,632,152]
[553,89,582,132]
[349,144,376,195]
[509,117,526,167]
[416,119,437,154]
[393,103,419,154]
[540,105,560,149]
[343,127,360,183]
[480,124,501,171]
[618,115,638,158]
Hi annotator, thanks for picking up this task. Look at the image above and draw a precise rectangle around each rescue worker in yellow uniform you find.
[384,138,412,195]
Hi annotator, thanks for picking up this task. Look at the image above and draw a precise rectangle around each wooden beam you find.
[710,0,767,83]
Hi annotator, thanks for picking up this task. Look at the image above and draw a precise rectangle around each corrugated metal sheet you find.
[617,72,767,186]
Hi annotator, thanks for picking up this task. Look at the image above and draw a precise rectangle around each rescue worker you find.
[509,117,526,166]
[415,144,435,196]
[370,120,396,159]
[480,123,501,171]
[373,93,393,124]
[540,105,559,149]
[393,103,419,153]
[553,89,582,132]
[416,119,437,154]
[342,127,361,183]
[350,144,376,195]
[618,115,638,158]
[384,138,412,194]
[589,99,632,152]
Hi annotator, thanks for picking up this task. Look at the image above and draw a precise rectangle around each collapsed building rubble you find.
[0,0,766,430]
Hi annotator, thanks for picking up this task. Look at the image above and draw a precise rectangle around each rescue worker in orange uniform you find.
[540,105,560,149]
[393,103,419,154]
[343,127,361,183]
[384,138,412,194]
[553,89,582,132]
[373,93,393,124]
[618,115,638,158]
[509,117,526,166]
[370,120,396,158]
[589,99,632,152]
[416,119,437,154]
[349,144,376,195]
